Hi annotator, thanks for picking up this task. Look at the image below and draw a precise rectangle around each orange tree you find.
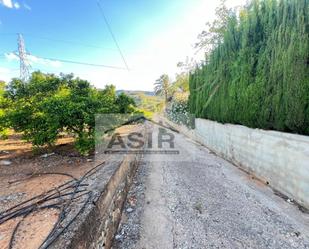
[2,72,135,155]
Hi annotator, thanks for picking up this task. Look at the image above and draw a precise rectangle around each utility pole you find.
[17,33,31,81]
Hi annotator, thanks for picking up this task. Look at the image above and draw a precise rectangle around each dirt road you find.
[113,122,309,249]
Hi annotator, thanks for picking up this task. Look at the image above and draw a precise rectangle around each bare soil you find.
[0,133,96,249]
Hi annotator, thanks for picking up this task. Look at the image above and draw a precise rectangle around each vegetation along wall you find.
[189,0,309,135]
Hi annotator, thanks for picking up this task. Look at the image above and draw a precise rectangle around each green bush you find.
[166,93,194,128]
[1,72,135,155]
[189,0,309,135]
[0,81,9,139]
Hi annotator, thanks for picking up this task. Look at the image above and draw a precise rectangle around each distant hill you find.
[116,90,155,96]
[116,90,163,112]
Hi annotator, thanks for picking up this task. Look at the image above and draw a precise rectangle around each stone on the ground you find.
[126,208,133,213]
[0,160,12,166]
[40,153,55,158]
[115,234,123,241]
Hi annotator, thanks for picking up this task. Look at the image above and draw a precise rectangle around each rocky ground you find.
[0,133,97,249]
[113,122,309,249]
[0,125,140,249]
[112,160,147,249]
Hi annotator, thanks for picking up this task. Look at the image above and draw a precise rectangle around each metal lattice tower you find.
[17,34,31,81]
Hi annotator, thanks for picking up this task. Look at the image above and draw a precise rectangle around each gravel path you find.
[113,122,309,249]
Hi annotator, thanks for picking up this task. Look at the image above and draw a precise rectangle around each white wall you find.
[195,119,309,209]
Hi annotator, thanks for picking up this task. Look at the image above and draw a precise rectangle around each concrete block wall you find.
[49,157,139,249]
[195,119,309,209]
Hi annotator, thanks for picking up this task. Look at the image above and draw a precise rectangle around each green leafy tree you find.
[116,92,136,113]
[172,73,189,93]
[0,80,9,138]
[195,0,232,55]
[154,74,171,103]
[2,72,136,155]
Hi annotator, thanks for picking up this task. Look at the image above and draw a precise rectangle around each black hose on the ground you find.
[1,161,106,249]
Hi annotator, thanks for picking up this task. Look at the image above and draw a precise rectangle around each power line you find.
[28,54,127,70]
[96,0,130,71]
[0,33,142,54]
[1,50,127,70]
[0,32,122,54]
[23,33,119,51]
[1,28,130,71]
[0,32,110,50]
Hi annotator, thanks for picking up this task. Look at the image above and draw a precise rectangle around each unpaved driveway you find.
[113,122,309,249]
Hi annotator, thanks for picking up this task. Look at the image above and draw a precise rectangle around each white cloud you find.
[5,52,19,61]
[0,0,26,10]
[0,0,13,8]
[5,52,62,68]
[27,55,62,68]
[0,67,10,74]
[13,1,19,9]
[0,67,17,82]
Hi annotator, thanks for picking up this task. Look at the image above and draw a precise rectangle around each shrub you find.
[1,72,135,155]
[189,0,309,135]
[166,93,194,128]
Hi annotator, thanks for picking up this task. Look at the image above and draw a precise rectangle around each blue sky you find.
[0,0,246,90]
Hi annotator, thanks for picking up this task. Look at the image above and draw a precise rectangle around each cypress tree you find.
[189,0,309,135]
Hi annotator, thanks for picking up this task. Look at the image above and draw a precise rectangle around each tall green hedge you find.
[189,0,309,135]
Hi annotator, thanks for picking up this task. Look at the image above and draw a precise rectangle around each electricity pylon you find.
[17,34,31,81]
